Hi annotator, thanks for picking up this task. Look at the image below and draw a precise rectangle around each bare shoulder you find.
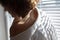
[10,8,38,37]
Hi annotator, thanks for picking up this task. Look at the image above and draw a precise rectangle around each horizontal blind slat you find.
[39,0,60,40]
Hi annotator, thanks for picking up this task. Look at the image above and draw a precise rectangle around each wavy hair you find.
[0,0,38,17]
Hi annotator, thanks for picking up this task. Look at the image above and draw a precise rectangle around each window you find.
[38,0,60,40]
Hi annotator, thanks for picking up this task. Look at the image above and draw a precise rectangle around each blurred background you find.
[0,0,60,40]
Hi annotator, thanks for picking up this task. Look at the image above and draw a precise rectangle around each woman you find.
[0,0,57,40]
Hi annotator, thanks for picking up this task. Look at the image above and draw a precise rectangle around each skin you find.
[10,8,38,37]
[3,0,39,37]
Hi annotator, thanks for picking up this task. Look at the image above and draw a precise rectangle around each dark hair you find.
[0,0,36,18]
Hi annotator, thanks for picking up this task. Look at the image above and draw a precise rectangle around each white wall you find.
[0,5,7,40]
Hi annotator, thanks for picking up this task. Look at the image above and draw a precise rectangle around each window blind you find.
[37,0,60,40]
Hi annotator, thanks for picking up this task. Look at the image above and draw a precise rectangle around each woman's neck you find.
[10,8,38,37]
[18,12,31,24]
[14,9,33,24]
